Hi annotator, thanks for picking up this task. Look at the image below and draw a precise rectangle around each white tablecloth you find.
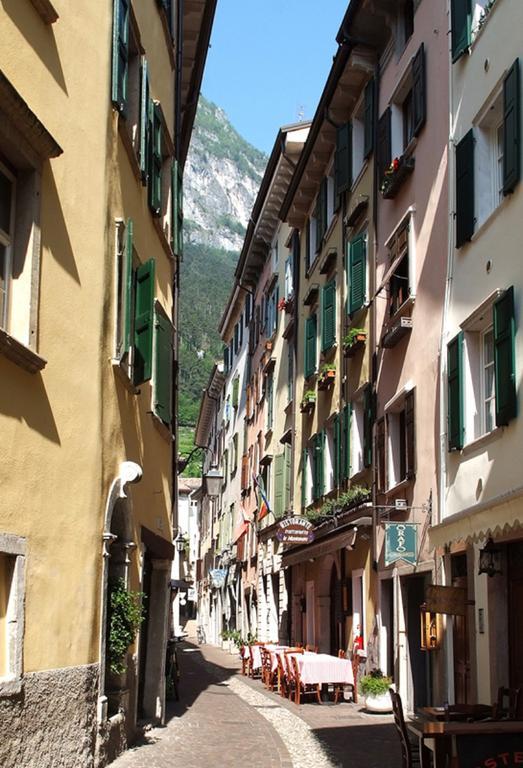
[294,653,354,686]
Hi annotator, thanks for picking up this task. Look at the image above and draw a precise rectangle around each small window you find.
[0,534,26,696]
[351,398,365,477]
[474,89,504,227]
[386,389,415,489]
[386,218,414,317]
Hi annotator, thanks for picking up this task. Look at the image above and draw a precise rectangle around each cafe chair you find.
[284,648,304,701]
[390,688,421,768]
[492,686,522,720]
[291,655,321,705]
[260,646,277,691]
[276,652,289,698]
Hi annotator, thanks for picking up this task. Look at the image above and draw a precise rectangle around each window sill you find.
[150,411,173,443]
[462,426,503,455]
[111,359,139,394]
[30,0,58,23]
[349,467,370,483]
[385,476,414,497]
[471,193,511,245]
[0,328,47,373]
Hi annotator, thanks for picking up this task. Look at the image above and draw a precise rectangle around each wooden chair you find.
[338,649,346,659]
[284,648,304,701]
[291,655,321,705]
[492,687,522,720]
[305,644,318,653]
[390,688,421,768]
[260,646,277,691]
[275,652,289,698]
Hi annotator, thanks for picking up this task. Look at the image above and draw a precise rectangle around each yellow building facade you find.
[0,1,215,765]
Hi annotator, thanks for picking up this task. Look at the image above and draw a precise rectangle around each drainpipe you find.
[371,57,381,576]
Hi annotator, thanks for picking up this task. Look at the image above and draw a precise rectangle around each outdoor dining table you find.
[288,652,354,703]
[407,716,523,767]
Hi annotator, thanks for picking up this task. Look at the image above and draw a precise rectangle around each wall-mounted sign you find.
[209,569,227,589]
[425,584,467,616]
[276,516,315,545]
[384,522,417,566]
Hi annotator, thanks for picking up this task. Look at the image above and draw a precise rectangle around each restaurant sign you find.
[384,523,418,566]
[457,733,523,767]
[276,516,315,545]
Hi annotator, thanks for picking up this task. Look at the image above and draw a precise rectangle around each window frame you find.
[0,533,26,697]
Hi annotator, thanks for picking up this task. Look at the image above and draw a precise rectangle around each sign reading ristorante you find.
[276,516,315,544]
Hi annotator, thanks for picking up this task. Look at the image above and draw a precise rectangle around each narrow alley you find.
[111,633,401,768]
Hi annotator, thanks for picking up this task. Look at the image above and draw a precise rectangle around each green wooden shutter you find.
[341,403,351,480]
[284,444,291,512]
[377,107,391,183]
[363,384,373,468]
[335,123,352,197]
[363,79,375,159]
[153,309,173,424]
[171,159,183,256]
[148,102,162,216]
[139,59,149,183]
[349,235,366,315]
[503,59,520,196]
[274,453,285,519]
[301,448,308,509]
[412,44,426,137]
[456,130,474,248]
[447,332,464,450]
[333,413,341,488]
[123,218,133,355]
[321,280,336,352]
[312,437,319,501]
[494,286,517,427]
[451,0,471,63]
[232,376,240,408]
[134,258,155,384]
[111,0,129,113]
[305,314,317,378]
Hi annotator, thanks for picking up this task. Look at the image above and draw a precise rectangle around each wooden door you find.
[508,542,523,689]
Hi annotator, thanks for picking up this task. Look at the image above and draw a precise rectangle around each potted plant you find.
[343,328,367,357]
[380,155,415,199]
[300,389,316,413]
[318,362,336,389]
[359,669,393,713]
[107,579,145,688]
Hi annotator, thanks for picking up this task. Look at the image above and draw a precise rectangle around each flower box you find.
[318,369,336,389]
[300,393,316,413]
[380,155,415,200]
[343,331,367,358]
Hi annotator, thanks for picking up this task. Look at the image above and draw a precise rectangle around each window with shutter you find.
[134,258,155,385]
[377,108,391,183]
[451,0,471,63]
[456,130,475,248]
[364,79,375,159]
[301,448,308,509]
[412,44,426,137]
[405,390,415,478]
[139,59,149,183]
[348,235,366,315]
[447,332,464,450]
[494,286,517,426]
[503,59,520,196]
[171,159,183,256]
[335,123,352,197]
[266,373,274,430]
[273,453,285,519]
[305,314,317,379]
[112,0,129,113]
[284,444,291,512]
[321,280,336,352]
[148,102,163,217]
[153,308,173,424]
[115,219,134,361]
[363,383,373,468]
[232,376,240,409]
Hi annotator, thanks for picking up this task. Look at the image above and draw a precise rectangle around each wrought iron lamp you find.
[478,537,502,577]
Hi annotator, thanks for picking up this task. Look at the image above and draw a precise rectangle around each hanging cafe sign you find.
[384,522,418,566]
[276,516,315,545]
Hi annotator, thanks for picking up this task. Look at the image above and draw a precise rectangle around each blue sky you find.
[202,0,349,154]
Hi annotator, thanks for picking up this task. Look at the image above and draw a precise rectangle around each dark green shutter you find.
[284,444,291,511]
[363,79,375,159]
[274,453,285,519]
[412,44,426,137]
[301,448,308,509]
[305,314,317,378]
[494,286,517,427]
[232,376,240,408]
[139,59,149,183]
[333,413,341,487]
[363,384,373,468]
[447,332,464,450]
[341,403,351,480]
[451,0,471,63]
[321,280,336,352]
[153,309,173,424]
[405,390,415,478]
[111,0,129,113]
[123,218,133,354]
[377,107,391,183]
[148,102,162,216]
[134,258,155,384]
[503,59,520,195]
[456,130,474,248]
[335,123,352,197]
[171,159,183,256]
[349,235,366,314]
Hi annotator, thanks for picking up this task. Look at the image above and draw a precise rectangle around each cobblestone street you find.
[111,638,402,768]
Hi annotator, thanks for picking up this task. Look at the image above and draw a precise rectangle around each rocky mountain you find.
[179,96,267,430]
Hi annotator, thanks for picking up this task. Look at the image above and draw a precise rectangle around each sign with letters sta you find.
[384,522,417,566]
[276,516,315,544]
[456,733,523,767]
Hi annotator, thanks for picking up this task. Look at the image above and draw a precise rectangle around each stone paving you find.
[111,638,402,768]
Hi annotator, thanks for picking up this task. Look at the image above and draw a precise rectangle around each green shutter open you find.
[447,332,464,450]
[456,130,475,248]
[153,309,173,424]
[305,314,317,378]
[284,444,291,511]
[148,102,163,216]
[273,453,285,519]
[363,384,373,468]
[451,0,471,63]
[134,259,155,384]
[123,218,133,355]
[503,59,520,196]
[321,280,336,352]
[412,44,426,137]
[139,59,149,183]
[494,286,517,427]
[349,235,366,315]
[111,0,129,113]
[363,79,375,159]
[335,123,352,197]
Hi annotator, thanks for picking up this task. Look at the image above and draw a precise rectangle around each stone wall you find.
[0,664,99,768]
